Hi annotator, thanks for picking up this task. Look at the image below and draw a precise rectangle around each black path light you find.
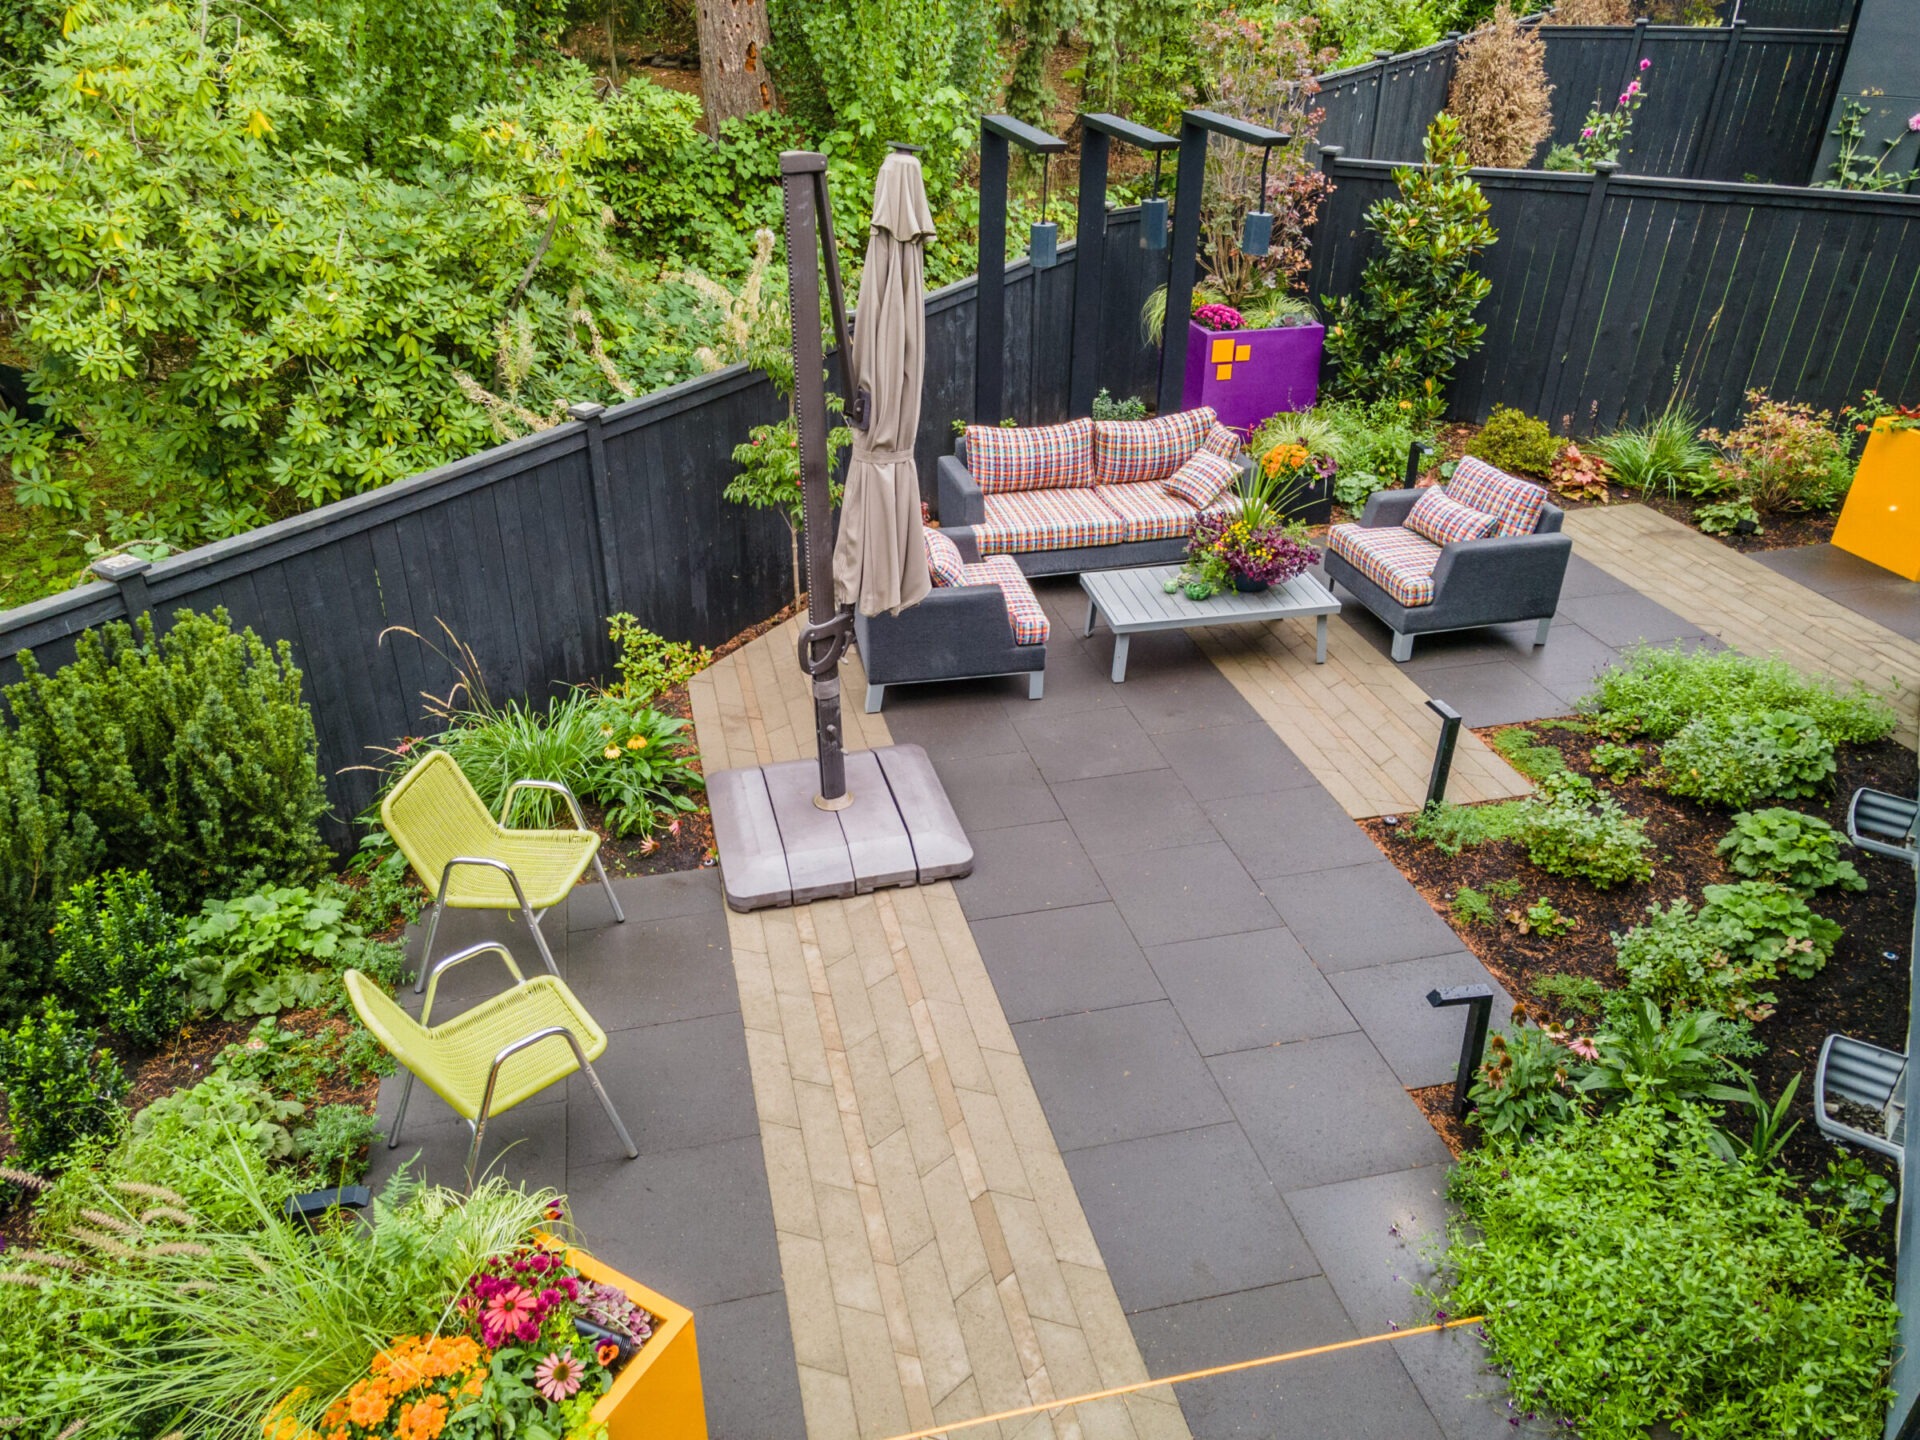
[1242,142,1276,257]
[1159,109,1290,413]
[1068,113,1178,417]
[1029,152,1059,269]
[975,114,1068,425]
[1140,151,1169,250]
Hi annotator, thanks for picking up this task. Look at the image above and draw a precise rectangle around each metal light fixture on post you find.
[1068,113,1178,418]
[1029,153,1059,269]
[1241,143,1276,257]
[974,114,1068,425]
[1141,153,1169,250]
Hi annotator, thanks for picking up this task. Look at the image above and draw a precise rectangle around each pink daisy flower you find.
[534,1351,586,1403]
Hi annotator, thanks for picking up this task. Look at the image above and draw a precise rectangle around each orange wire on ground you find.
[880,1314,1487,1440]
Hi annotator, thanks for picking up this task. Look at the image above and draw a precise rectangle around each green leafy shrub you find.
[131,1071,306,1162]
[1468,1019,1583,1141]
[52,870,189,1049]
[1488,726,1566,782]
[183,884,402,1018]
[1695,497,1764,535]
[1579,644,1897,745]
[1576,998,1749,1111]
[1409,799,1523,855]
[1612,898,1779,1020]
[1812,1155,1897,1236]
[1531,972,1608,1017]
[1587,740,1644,780]
[1511,772,1654,889]
[0,727,104,1019]
[1700,880,1841,980]
[607,614,711,702]
[1445,1102,1895,1440]
[0,998,129,1165]
[1718,808,1865,894]
[216,1017,392,1107]
[1323,114,1496,420]
[1701,390,1853,514]
[1659,710,1836,807]
[1253,398,1437,509]
[296,1103,380,1186]
[1591,400,1715,499]
[1091,389,1148,422]
[1466,405,1561,476]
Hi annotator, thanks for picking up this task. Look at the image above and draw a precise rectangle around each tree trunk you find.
[695,0,777,135]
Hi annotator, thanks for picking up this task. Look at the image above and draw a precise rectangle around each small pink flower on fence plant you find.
[1639,57,1651,69]
[1909,113,1920,132]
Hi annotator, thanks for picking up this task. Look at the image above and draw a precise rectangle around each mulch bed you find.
[1365,720,1916,1253]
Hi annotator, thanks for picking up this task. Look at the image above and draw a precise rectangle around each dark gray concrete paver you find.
[1012,703,1169,782]
[1146,929,1356,1056]
[1267,862,1467,973]
[568,866,717,928]
[694,1291,807,1440]
[1053,767,1220,857]
[1130,1277,1447,1440]
[1405,659,1572,729]
[969,903,1166,1023]
[565,1009,759,1166]
[1065,1123,1322,1313]
[926,750,1066,832]
[1012,1000,1234,1150]
[1478,623,1624,707]
[1202,787,1384,880]
[1212,1033,1453,1191]
[1327,954,1516,1089]
[1753,543,1920,642]
[374,1074,570,1187]
[1112,659,1265,735]
[1150,722,1319,800]
[950,819,1109,920]
[1002,634,1131,717]
[1553,589,1705,649]
[880,685,1030,757]
[565,909,739,1030]
[1556,553,1635,599]
[1092,842,1283,947]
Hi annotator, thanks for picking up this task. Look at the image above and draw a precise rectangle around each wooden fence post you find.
[89,553,153,624]
[1311,145,1345,300]
[568,401,626,618]
[1364,50,1394,159]
[1439,31,1463,104]
[1535,161,1620,427]
[1692,19,1746,178]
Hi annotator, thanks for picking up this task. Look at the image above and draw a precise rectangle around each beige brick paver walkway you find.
[1192,617,1534,818]
[1563,505,1919,746]
[692,618,1188,1440]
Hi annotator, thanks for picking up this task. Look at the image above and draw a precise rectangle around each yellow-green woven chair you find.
[381,749,624,993]
[346,945,636,1180]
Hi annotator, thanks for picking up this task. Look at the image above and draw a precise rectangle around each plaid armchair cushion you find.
[976,487,1127,553]
[1405,488,1498,547]
[1098,481,1205,542]
[1328,523,1442,607]
[966,418,1095,493]
[961,557,1050,645]
[923,527,967,586]
[1445,456,1546,537]
[1199,421,1242,460]
[1162,450,1237,509]
[1092,406,1215,486]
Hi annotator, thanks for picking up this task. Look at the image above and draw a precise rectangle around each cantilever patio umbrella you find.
[832,149,936,617]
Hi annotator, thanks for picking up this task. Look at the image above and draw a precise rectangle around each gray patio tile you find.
[1151,723,1318,801]
[1201,787,1383,880]
[1064,1123,1320,1313]
[1212,1033,1453,1190]
[1012,1000,1233,1150]
[1554,590,1703,649]
[881,685,1028,758]
[1807,583,1920,642]
[1053,767,1219,858]
[579,869,724,928]
[567,1010,758,1166]
[950,820,1108,921]
[927,750,1065,832]
[1556,553,1634,599]
[1494,623,1623,706]
[969,903,1166,1023]
[1115,659,1260,736]
[1092,842,1282,948]
[1413,660,1571,728]
[566,909,738,1031]
[1751,541,1900,591]
[565,1134,784,1309]
[1387,619,1560,672]
[372,1076,568,1192]
[695,1290,808,1440]
[1146,929,1357,1056]
[403,905,568,1007]
[1327,954,1514,1088]
[1266,862,1464,973]
[1012,704,1167,783]
[1130,1277,1445,1440]
[1007,636,1129,717]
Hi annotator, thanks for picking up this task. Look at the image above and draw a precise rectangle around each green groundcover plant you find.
[1444,1102,1895,1440]
[1580,645,1896,746]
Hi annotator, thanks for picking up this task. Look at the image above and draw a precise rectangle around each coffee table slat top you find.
[1081,564,1339,632]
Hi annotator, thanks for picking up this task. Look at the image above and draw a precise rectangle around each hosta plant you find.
[1717,808,1865,895]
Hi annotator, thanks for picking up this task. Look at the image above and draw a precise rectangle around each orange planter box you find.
[570,1247,708,1440]
[1832,423,1920,581]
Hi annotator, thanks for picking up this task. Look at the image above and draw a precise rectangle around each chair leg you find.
[592,852,625,924]
[578,1054,639,1159]
[865,683,884,713]
[413,902,446,994]
[1390,631,1415,662]
[1533,616,1552,648]
[1027,670,1044,700]
[525,904,562,978]
[387,1070,416,1149]
[465,1112,488,1187]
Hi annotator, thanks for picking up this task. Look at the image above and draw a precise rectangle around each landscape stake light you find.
[1425,697,1463,810]
[1427,984,1495,1118]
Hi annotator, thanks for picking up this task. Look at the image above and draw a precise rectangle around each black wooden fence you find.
[1313,18,1850,185]
[1307,149,1920,432]
[0,211,1159,838]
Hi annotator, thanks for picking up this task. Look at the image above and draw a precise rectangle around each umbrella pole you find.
[779,151,858,810]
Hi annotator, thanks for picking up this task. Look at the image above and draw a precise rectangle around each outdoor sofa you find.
[1322,457,1572,662]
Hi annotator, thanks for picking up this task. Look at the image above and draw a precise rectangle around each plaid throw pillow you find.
[1405,488,1498,547]
[923,527,966,586]
[966,419,1095,493]
[1446,456,1547,537]
[1162,450,1237,509]
[1093,407,1214,486]
[1199,422,1241,460]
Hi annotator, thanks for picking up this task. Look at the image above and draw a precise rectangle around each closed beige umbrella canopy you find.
[832,151,936,617]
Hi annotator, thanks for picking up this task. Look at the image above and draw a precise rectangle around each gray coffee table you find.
[1080,563,1341,681]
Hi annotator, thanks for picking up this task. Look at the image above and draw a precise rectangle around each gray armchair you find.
[854,577,1046,712]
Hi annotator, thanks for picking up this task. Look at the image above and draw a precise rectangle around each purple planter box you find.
[1180,320,1324,433]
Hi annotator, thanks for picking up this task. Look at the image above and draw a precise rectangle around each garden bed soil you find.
[1365,721,1917,1243]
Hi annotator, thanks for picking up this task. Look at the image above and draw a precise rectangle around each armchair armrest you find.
[1428,533,1574,627]
[936,453,985,528]
[481,1024,595,1117]
[501,778,588,830]
[421,941,526,1024]
[1357,488,1422,527]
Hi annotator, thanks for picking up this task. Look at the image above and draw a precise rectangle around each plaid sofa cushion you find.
[1092,406,1215,486]
[1328,523,1441,607]
[1446,456,1546,538]
[1162,450,1237,509]
[961,557,1050,645]
[923,527,967,586]
[976,487,1127,553]
[966,418,1095,493]
[1405,488,1497,547]
[1098,481,1206,542]
[1199,421,1242,460]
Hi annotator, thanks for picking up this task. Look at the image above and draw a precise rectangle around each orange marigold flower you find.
[347,1387,391,1428]
[394,1395,449,1440]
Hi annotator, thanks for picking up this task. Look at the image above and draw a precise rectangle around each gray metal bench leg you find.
[1109,633,1131,683]
[1315,615,1329,664]
[1533,616,1552,648]
[1390,631,1415,662]
[865,683,885,713]
[1027,670,1044,700]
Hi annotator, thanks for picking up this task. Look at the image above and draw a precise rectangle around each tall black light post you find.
[975,115,1068,425]
[1069,113,1178,418]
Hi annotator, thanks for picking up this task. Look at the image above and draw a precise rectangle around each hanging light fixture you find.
[1241,143,1275,257]
[1029,152,1059,269]
[1140,151,1168,251]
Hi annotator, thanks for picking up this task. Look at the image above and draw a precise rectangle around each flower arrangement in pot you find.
[1168,459,1319,600]
[1193,301,1249,332]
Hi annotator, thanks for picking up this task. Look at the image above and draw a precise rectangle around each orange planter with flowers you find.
[1832,419,1920,581]
[571,1246,707,1440]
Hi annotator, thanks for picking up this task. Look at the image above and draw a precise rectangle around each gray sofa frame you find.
[1323,488,1572,662]
[854,582,1045,712]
